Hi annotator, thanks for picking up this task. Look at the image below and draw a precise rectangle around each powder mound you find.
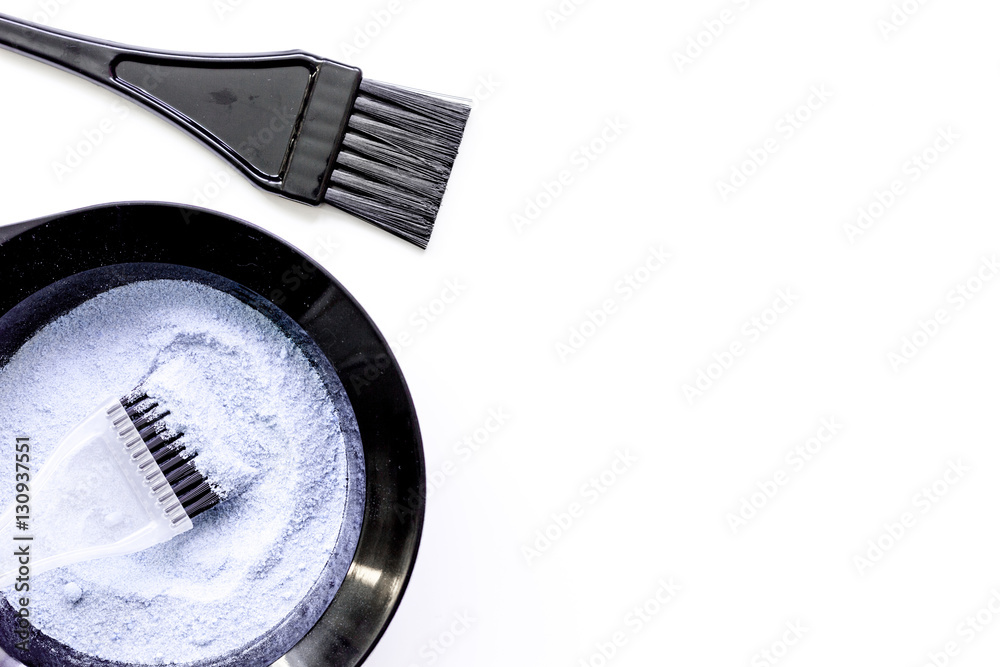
[62,583,83,605]
[0,279,356,665]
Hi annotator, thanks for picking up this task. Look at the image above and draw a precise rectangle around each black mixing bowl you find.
[0,202,425,667]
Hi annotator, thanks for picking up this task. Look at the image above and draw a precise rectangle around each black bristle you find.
[358,79,470,131]
[120,390,148,410]
[160,454,197,480]
[170,469,206,498]
[342,133,446,180]
[353,94,465,145]
[132,408,169,434]
[183,491,222,520]
[138,423,168,444]
[335,151,442,200]
[144,430,183,455]
[151,442,186,466]
[325,186,435,248]
[120,387,224,521]
[125,400,158,420]
[330,168,438,216]
[176,481,213,509]
[324,78,471,249]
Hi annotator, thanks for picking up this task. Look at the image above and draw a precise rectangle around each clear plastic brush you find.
[0,388,223,588]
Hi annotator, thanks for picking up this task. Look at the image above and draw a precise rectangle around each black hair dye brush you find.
[0,13,472,248]
[0,386,223,587]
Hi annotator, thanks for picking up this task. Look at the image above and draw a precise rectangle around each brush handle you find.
[0,13,121,83]
[0,522,171,590]
[0,397,193,590]
[0,12,361,203]
[0,10,308,182]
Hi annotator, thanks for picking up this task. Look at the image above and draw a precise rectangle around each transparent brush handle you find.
[0,398,192,588]
[0,518,170,589]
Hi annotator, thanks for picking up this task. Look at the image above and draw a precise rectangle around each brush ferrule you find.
[282,61,362,204]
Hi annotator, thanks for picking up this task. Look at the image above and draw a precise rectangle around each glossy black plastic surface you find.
[115,59,311,179]
[0,13,361,204]
[0,203,425,667]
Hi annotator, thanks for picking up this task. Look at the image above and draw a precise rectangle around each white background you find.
[2,1,1000,666]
